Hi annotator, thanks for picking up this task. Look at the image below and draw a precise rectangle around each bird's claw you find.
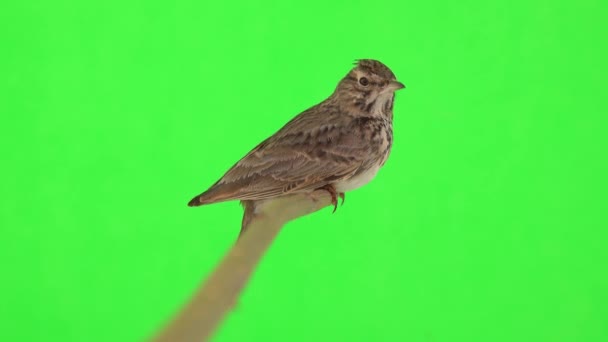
[316,185,345,213]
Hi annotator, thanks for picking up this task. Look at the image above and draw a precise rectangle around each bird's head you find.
[334,59,405,117]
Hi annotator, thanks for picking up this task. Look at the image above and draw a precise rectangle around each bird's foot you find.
[316,185,344,213]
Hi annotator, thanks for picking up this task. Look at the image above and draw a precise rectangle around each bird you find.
[188,59,405,234]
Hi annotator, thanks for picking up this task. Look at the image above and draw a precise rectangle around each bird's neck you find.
[334,93,394,120]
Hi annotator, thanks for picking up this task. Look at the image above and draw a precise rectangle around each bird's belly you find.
[334,165,381,192]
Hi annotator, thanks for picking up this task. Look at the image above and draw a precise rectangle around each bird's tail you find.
[188,182,241,207]
[187,194,206,207]
[187,186,226,207]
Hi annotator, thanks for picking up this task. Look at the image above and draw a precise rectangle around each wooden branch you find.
[152,191,332,342]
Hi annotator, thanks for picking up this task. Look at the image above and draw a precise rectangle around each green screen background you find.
[1,0,607,341]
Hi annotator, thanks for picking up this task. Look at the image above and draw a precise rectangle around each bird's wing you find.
[189,110,370,205]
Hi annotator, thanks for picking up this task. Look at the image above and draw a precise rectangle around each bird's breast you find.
[334,164,382,193]
[333,115,392,193]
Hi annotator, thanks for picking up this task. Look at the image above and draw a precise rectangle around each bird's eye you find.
[359,77,369,86]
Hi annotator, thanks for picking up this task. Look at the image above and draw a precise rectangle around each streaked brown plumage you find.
[188,59,405,232]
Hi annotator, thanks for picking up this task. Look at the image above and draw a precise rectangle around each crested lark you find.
[188,59,405,233]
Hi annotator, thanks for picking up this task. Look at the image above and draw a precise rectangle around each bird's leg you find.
[339,192,345,206]
[316,184,339,213]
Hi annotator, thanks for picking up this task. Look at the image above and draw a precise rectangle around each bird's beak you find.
[388,80,406,91]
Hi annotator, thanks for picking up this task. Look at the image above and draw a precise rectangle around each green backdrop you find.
[1,0,607,341]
